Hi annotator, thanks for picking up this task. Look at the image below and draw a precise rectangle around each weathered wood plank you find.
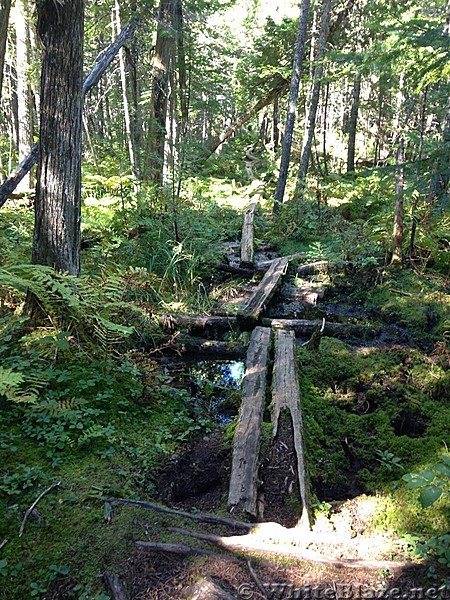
[237,257,289,330]
[271,329,309,527]
[228,327,271,516]
[240,181,264,268]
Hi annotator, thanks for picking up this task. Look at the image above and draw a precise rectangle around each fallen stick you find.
[19,481,62,537]
[247,559,268,599]
[0,539,7,551]
[136,541,242,564]
[103,572,129,600]
[167,527,408,571]
[107,498,252,531]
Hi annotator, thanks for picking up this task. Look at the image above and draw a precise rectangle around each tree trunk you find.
[144,0,176,185]
[32,0,84,276]
[14,0,34,191]
[296,0,332,198]
[346,71,361,172]
[273,0,311,214]
[114,0,139,189]
[391,137,405,266]
[409,87,428,256]
[0,0,11,103]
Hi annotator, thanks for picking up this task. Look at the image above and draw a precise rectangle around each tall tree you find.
[0,0,11,103]
[295,0,332,197]
[14,0,34,191]
[346,70,361,172]
[144,0,177,184]
[273,0,311,214]
[32,0,84,275]
[391,136,405,265]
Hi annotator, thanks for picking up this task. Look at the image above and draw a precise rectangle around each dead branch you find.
[107,498,252,531]
[19,481,62,537]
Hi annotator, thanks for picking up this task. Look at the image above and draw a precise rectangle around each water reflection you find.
[189,360,244,424]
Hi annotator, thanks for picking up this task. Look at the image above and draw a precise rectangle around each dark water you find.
[188,360,244,424]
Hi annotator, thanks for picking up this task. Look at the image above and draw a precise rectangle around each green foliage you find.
[402,456,450,509]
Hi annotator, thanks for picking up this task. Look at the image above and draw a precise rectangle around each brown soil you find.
[112,429,444,600]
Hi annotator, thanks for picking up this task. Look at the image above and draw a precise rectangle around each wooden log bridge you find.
[228,326,271,517]
[237,257,289,330]
[271,328,310,528]
[240,180,265,268]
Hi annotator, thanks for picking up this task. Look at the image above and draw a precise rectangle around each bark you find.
[241,182,265,267]
[0,0,11,103]
[346,71,361,173]
[0,19,137,209]
[296,0,332,197]
[391,137,405,266]
[322,81,329,175]
[32,0,84,275]
[273,0,311,213]
[114,0,139,188]
[144,0,176,184]
[203,78,288,159]
[15,0,34,191]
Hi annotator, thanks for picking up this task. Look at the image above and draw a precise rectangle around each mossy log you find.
[228,327,271,517]
[271,329,310,528]
[296,260,328,275]
[237,257,289,330]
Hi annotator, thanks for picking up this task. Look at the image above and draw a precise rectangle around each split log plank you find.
[168,527,408,572]
[237,257,289,330]
[228,327,271,516]
[184,575,239,599]
[103,572,129,600]
[240,181,264,268]
[271,329,309,527]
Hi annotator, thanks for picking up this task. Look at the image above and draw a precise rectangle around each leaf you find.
[421,469,436,483]
[405,475,429,489]
[419,485,443,508]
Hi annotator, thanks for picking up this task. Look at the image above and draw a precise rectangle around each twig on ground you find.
[19,481,62,537]
[247,558,268,598]
[0,539,7,551]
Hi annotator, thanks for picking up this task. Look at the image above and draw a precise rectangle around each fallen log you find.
[280,285,326,303]
[184,575,239,599]
[103,572,129,600]
[240,181,265,268]
[158,314,376,339]
[136,542,242,566]
[264,318,376,339]
[296,260,328,275]
[228,327,272,517]
[271,329,309,528]
[168,527,408,571]
[159,314,238,335]
[107,498,252,531]
[237,257,289,330]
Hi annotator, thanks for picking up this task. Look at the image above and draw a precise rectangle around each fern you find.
[0,366,45,404]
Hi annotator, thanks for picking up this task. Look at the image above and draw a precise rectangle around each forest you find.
[0,0,449,598]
